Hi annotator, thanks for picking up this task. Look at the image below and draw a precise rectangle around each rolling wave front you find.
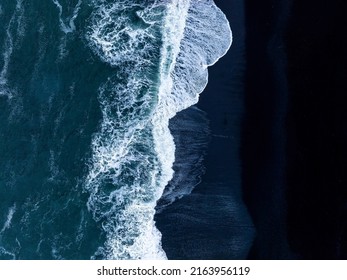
[85,0,232,259]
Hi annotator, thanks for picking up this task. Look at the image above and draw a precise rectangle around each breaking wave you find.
[85,0,232,259]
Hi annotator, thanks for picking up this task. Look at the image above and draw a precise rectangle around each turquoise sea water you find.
[0,0,231,259]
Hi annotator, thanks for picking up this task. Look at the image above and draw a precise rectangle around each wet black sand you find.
[157,0,347,259]
[155,0,255,259]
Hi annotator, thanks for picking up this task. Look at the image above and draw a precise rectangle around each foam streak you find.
[1,204,16,234]
[52,0,82,34]
[0,0,24,97]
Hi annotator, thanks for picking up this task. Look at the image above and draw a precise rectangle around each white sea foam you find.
[75,211,86,244]
[48,150,59,182]
[85,0,231,259]
[87,1,161,67]
[155,0,232,208]
[0,0,24,98]
[0,247,16,259]
[1,204,16,234]
[52,0,82,34]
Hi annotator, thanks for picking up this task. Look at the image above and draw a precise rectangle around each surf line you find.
[84,0,232,260]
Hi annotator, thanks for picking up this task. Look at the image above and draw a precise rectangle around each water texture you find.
[0,0,231,259]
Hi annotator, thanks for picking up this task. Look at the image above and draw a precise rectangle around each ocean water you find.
[0,0,231,259]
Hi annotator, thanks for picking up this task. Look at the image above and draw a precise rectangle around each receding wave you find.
[156,106,210,212]
[85,0,232,259]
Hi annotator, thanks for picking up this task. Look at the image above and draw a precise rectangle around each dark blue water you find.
[0,0,233,259]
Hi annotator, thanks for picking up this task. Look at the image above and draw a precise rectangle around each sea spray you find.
[85,0,232,259]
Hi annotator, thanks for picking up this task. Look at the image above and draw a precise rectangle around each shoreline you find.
[155,0,255,259]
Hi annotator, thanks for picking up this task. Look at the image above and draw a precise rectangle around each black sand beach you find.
[242,0,292,259]
[157,0,347,259]
[243,0,347,259]
[285,0,347,259]
[156,0,255,259]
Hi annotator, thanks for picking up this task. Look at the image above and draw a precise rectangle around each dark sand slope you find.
[156,0,255,259]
